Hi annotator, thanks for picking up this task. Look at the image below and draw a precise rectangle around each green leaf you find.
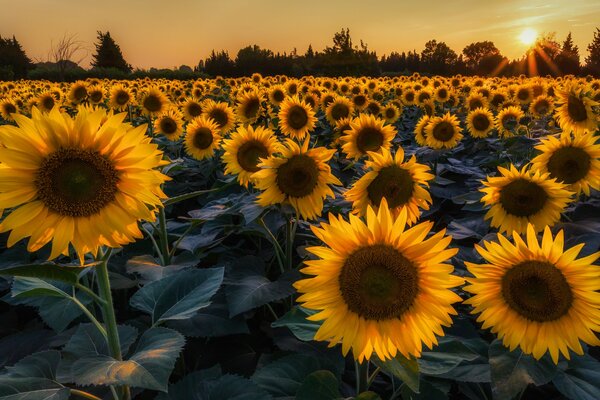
[419,336,485,376]
[353,391,381,400]
[553,355,600,400]
[126,255,193,284]
[61,327,184,392]
[0,263,85,284]
[0,377,70,400]
[296,370,341,400]
[130,267,224,324]
[252,354,343,398]
[373,354,420,393]
[225,256,298,317]
[271,306,320,342]
[488,339,558,400]
[11,277,70,299]
[5,350,61,379]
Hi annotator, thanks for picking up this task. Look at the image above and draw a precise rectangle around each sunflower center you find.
[534,100,550,115]
[243,97,260,120]
[501,114,518,130]
[41,96,55,110]
[192,127,214,149]
[517,89,529,101]
[36,148,119,217]
[356,127,384,153]
[287,105,309,130]
[159,117,178,134]
[339,244,419,321]
[73,86,87,101]
[272,90,285,103]
[236,140,269,172]
[546,146,591,184]
[385,108,396,119]
[331,103,350,121]
[499,178,548,217]
[116,91,129,105]
[367,165,415,208]
[143,95,162,112]
[187,102,202,117]
[4,104,16,114]
[209,108,229,129]
[276,154,319,197]
[567,95,587,122]
[90,91,102,103]
[432,121,455,142]
[472,114,490,131]
[354,95,367,107]
[469,99,483,110]
[502,260,573,322]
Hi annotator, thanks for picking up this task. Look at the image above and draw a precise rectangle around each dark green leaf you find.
[130,267,224,324]
[5,350,61,379]
[373,354,420,393]
[271,306,320,341]
[126,255,193,284]
[0,377,70,400]
[553,355,600,400]
[11,278,70,299]
[0,263,85,284]
[296,370,341,400]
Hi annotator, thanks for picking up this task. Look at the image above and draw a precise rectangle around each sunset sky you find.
[1,0,599,69]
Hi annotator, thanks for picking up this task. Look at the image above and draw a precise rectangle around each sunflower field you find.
[0,74,599,400]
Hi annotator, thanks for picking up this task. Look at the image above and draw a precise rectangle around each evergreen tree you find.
[91,31,131,73]
[0,35,33,79]
[556,32,580,75]
[585,28,600,76]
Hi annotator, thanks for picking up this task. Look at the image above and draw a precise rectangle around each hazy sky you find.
[1,0,599,69]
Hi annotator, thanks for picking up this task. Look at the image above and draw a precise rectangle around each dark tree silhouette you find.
[0,35,33,79]
[585,28,600,76]
[420,40,457,75]
[462,41,505,75]
[556,32,580,75]
[202,50,236,77]
[91,31,131,72]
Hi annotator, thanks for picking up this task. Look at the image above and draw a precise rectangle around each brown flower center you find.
[276,154,319,197]
[499,178,548,217]
[546,146,591,184]
[367,165,415,208]
[236,140,269,172]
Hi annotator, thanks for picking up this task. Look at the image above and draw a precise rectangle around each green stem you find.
[355,360,370,394]
[75,283,107,306]
[162,187,223,207]
[71,295,107,339]
[170,222,197,258]
[71,389,103,400]
[95,249,130,400]
[258,218,285,274]
[141,224,165,265]
[367,366,381,387]
[158,207,171,265]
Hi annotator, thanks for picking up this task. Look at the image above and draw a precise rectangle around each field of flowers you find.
[0,74,599,400]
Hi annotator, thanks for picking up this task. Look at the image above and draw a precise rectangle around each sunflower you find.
[278,96,317,140]
[515,85,533,105]
[480,164,573,234]
[495,106,524,138]
[466,107,494,138]
[268,84,287,106]
[425,112,463,149]
[341,114,397,160]
[252,138,341,220]
[382,104,401,124]
[108,84,133,111]
[154,108,184,141]
[0,107,168,264]
[181,97,204,121]
[555,85,599,135]
[331,117,353,147]
[36,92,59,113]
[184,116,221,160]
[531,131,600,196]
[529,95,554,118]
[0,97,19,121]
[325,96,354,126]
[466,93,488,111]
[87,85,105,105]
[352,94,369,110]
[236,90,263,125]
[401,89,416,106]
[202,99,236,134]
[221,125,281,188]
[464,224,600,363]
[344,147,434,224]
[414,115,431,146]
[139,87,169,117]
[294,199,463,361]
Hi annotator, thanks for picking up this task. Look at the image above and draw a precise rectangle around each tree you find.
[585,28,600,76]
[47,33,87,81]
[529,33,561,76]
[421,40,457,75]
[235,45,273,76]
[202,50,235,77]
[556,32,580,75]
[0,35,33,79]
[462,41,501,74]
[91,31,131,73]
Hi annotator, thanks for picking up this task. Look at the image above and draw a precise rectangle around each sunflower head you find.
[182,98,204,121]
[0,98,19,121]
[465,224,600,363]
[278,96,317,140]
[496,106,524,138]
[466,107,494,138]
[295,199,463,361]
[184,116,221,160]
[325,96,354,126]
[555,84,599,135]
[139,87,169,117]
[109,84,133,111]
[341,114,397,160]
[425,112,463,149]
[236,91,263,125]
[529,95,554,118]
[202,100,236,134]
[154,108,184,141]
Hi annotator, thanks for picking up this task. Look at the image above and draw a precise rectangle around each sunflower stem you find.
[355,360,370,394]
[71,389,103,400]
[258,217,285,274]
[95,249,130,400]
[158,206,171,265]
[75,282,107,306]
[70,295,107,339]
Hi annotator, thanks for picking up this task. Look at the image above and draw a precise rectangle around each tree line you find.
[1,28,600,81]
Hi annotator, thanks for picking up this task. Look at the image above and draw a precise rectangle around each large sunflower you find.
[480,164,573,234]
[555,85,598,135]
[325,96,354,126]
[466,107,494,138]
[221,125,281,188]
[530,131,600,196]
[181,97,204,121]
[184,116,221,160]
[236,90,263,125]
[202,99,236,134]
[294,199,463,361]
[414,115,431,146]
[0,107,168,263]
[464,224,600,363]
[278,96,317,140]
[425,112,463,149]
[341,114,397,160]
[529,95,554,119]
[252,138,341,220]
[344,147,434,224]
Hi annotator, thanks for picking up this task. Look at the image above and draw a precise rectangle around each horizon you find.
[1,0,599,70]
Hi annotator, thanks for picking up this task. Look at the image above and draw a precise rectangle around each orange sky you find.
[1,0,599,69]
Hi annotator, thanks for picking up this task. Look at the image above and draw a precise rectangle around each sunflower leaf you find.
[0,263,86,285]
[373,354,420,393]
[552,354,600,400]
[296,370,342,400]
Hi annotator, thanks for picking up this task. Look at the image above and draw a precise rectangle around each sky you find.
[1,0,599,69]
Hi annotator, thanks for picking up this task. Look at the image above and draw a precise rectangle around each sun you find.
[519,28,538,46]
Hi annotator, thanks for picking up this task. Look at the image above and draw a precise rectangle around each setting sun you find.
[519,28,538,45]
